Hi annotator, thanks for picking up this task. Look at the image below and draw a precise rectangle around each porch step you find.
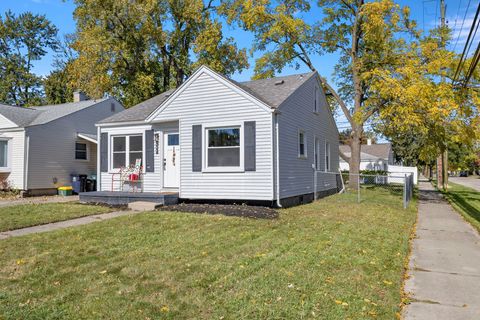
[128,201,163,211]
[79,191,179,206]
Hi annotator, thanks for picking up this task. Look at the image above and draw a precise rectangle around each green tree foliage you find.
[448,142,479,173]
[44,34,77,104]
[0,11,59,106]
[69,0,249,107]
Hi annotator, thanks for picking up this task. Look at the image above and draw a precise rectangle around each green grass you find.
[0,190,416,319]
[442,182,480,231]
[0,203,114,232]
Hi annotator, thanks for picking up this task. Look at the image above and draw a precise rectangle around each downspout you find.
[274,112,282,208]
[96,126,101,191]
[23,131,29,193]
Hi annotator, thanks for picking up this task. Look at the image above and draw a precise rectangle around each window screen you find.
[207,128,240,167]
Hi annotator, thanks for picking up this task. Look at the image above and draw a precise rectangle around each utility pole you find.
[437,0,449,191]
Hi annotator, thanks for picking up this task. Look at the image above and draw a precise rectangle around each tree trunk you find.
[349,124,363,190]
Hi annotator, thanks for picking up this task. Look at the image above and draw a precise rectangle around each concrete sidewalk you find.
[403,181,480,319]
[0,210,138,240]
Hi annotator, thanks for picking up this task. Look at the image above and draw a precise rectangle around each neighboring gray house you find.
[96,65,339,206]
[339,141,394,171]
[0,93,124,195]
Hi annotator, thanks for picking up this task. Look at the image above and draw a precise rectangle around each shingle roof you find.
[339,143,392,161]
[98,90,174,124]
[0,98,109,128]
[99,70,317,124]
[235,72,316,108]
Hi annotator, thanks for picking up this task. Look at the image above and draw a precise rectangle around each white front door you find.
[163,133,180,188]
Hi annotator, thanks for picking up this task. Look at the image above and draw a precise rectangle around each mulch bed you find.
[160,202,279,219]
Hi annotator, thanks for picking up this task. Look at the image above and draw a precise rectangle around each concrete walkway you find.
[0,210,137,240]
[403,181,480,319]
[449,176,480,192]
[0,195,79,208]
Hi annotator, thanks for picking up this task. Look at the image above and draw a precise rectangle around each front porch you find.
[79,191,179,206]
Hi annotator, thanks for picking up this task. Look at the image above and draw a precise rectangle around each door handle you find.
[163,158,166,169]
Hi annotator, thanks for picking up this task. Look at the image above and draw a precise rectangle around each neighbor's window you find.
[298,130,306,158]
[325,141,331,171]
[207,127,240,167]
[314,87,319,113]
[75,142,88,160]
[0,140,8,167]
[111,135,143,169]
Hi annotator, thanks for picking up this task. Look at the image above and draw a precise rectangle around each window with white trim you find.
[206,127,241,167]
[314,86,319,113]
[298,130,306,158]
[75,142,88,160]
[325,141,331,171]
[111,135,143,169]
[0,140,8,168]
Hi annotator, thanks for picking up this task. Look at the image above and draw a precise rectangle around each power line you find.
[451,0,463,35]
[453,0,472,52]
[463,41,480,86]
[453,1,480,83]
[464,14,480,60]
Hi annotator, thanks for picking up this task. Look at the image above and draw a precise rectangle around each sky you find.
[0,0,478,132]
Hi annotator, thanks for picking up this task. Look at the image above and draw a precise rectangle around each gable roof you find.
[339,143,392,161]
[0,104,40,127]
[99,67,317,125]
[0,98,110,128]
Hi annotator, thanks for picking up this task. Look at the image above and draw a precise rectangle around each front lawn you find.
[0,190,416,319]
[443,182,480,231]
[0,203,114,232]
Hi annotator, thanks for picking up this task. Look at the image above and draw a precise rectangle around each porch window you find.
[206,127,240,167]
[298,130,306,158]
[75,142,88,160]
[0,140,7,168]
[111,135,143,169]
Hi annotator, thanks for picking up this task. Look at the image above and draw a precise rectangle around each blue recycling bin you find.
[71,175,81,194]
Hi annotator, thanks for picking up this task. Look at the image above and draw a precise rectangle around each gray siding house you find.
[96,66,339,206]
[0,94,124,195]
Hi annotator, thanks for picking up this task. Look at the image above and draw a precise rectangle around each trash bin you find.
[71,175,80,194]
[86,179,95,192]
[58,186,73,196]
[79,174,88,193]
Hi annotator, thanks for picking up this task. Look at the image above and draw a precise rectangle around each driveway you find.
[449,176,480,192]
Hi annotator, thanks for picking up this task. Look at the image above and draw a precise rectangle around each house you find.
[0,92,124,195]
[93,65,339,207]
[339,140,394,171]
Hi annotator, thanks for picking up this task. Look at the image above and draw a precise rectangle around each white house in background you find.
[339,141,394,171]
[95,65,340,207]
[0,93,124,195]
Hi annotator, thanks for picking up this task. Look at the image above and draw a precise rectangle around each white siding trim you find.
[0,114,17,129]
